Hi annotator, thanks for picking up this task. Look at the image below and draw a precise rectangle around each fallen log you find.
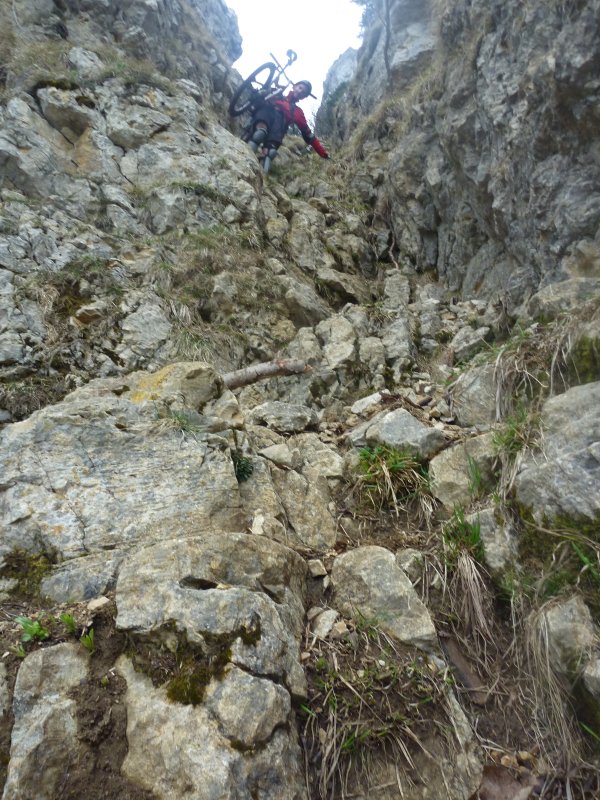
[222,359,309,390]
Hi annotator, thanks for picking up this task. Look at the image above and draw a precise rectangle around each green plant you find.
[15,616,50,642]
[155,406,206,437]
[231,451,254,482]
[466,454,484,498]
[60,612,77,635]
[80,628,95,654]
[492,405,532,457]
[354,445,435,521]
[443,508,484,563]
[9,645,26,659]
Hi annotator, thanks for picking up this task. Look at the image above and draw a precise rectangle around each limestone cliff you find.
[0,1,599,799]
[321,0,600,312]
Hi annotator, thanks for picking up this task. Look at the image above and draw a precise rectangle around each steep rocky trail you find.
[1,1,599,799]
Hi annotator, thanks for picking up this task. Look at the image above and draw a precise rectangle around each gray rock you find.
[279,279,330,327]
[395,548,424,583]
[583,658,600,700]
[364,407,447,459]
[0,365,240,561]
[514,381,600,524]
[311,609,339,639]
[315,267,368,304]
[350,391,388,415]
[381,316,414,367]
[68,47,104,77]
[449,363,498,429]
[315,315,357,370]
[429,433,496,510]
[204,664,291,747]
[249,401,318,433]
[466,508,517,575]
[331,546,437,651]
[41,551,125,603]
[106,104,172,150]
[542,596,596,677]
[270,467,337,552]
[3,644,89,800]
[450,325,491,363]
[291,432,345,482]
[258,443,298,469]
[117,657,305,800]
[37,87,100,142]
[118,298,172,365]
[525,279,600,322]
[115,532,308,697]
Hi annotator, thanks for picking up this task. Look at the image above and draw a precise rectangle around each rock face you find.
[324,0,600,313]
[1,0,600,799]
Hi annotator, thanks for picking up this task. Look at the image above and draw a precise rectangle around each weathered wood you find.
[222,359,308,390]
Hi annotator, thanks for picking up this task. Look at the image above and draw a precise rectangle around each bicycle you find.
[228,49,298,117]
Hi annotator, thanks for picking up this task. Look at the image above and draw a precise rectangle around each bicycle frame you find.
[228,49,300,118]
[263,49,298,101]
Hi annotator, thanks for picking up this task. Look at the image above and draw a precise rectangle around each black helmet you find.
[295,80,316,99]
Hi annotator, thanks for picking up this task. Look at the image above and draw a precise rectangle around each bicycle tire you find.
[228,62,277,117]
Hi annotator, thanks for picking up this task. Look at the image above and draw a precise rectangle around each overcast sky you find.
[224,0,363,119]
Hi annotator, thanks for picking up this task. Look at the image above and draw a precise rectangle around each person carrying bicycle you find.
[247,81,329,173]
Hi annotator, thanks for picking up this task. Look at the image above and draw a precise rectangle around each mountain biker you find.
[247,80,329,172]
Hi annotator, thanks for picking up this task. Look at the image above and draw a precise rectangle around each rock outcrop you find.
[1,0,599,798]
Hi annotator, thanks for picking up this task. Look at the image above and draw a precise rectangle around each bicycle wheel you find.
[228,62,277,117]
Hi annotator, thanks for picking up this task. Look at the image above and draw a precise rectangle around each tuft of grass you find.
[353,445,435,522]
[492,404,539,500]
[523,604,584,769]
[302,617,459,798]
[442,508,484,564]
[492,404,533,458]
[154,406,207,438]
[466,454,484,499]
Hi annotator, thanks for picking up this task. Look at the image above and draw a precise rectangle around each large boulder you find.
[331,546,437,651]
[514,381,600,525]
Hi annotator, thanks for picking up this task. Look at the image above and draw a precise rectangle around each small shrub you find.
[231,450,254,482]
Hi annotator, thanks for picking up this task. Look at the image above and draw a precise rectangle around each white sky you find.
[224,0,363,120]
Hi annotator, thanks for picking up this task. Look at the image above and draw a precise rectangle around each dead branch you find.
[222,358,309,390]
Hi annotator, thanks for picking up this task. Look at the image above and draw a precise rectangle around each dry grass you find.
[521,603,588,771]
[351,445,436,525]
[346,55,445,161]
[0,36,71,98]
[301,616,458,799]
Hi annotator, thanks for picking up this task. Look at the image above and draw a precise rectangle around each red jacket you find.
[270,94,329,158]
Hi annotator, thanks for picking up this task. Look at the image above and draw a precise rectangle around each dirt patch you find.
[0,599,156,800]
[64,604,157,800]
